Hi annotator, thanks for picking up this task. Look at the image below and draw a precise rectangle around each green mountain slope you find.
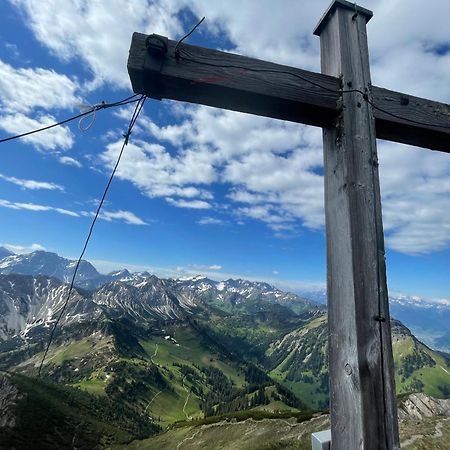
[1,284,450,449]
[264,316,450,409]
[391,320,450,398]
[267,315,329,409]
[3,317,307,431]
[0,371,159,450]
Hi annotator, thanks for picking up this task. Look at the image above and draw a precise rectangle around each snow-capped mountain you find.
[173,276,320,314]
[0,247,13,260]
[1,249,448,352]
[0,250,100,284]
[0,274,101,340]
[0,250,152,291]
[0,271,320,344]
[93,275,199,322]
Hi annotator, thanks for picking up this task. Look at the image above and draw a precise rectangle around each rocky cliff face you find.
[0,373,22,428]
[0,274,100,340]
[398,393,450,421]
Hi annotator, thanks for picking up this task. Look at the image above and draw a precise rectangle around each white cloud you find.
[0,59,80,114]
[0,59,79,152]
[0,173,64,191]
[0,198,79,216]
[59,156,82,168]
[165,198,211,209]
[1,243,45,254]
[189,263,223,271]
[379,142,450,254]
[12,0,448,254]
[99,210,148,225]
[133,108,324,230]
[80,208,148,225]
[100,139,216,202]
[4,43,21,60]
[197,217,224,225]
[0,198,147,225]
[0,112,74,151]
[182,0,322,70]
[12,0,184,89]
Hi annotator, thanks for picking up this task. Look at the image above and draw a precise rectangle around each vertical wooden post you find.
[313,1,400,449]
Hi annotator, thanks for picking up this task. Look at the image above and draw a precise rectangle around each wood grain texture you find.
[319,5,399,450]
[128,32,339,128]
[128,32,450,153]
[372,86,450,152]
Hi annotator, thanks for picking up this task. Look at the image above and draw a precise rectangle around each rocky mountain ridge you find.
[0,270,320,345]
[0,250,100,285]
[398,392,450,421]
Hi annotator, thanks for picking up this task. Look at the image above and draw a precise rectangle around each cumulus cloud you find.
[100,139,216,201]
[59,156,82,168]
[0,59,80,114]
[139,107,324,230]
[0,173,64,191]
[10,0,450,254]
[379,142,450,254]
[0,112,74,151]
[0,59,79,152]
[134,0,450,254]
[12,0,184,89]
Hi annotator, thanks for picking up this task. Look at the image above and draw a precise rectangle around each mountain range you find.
[1,246,448,351]
[0,247,449,448]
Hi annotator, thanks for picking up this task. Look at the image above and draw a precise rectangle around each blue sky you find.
[0,0,450,300]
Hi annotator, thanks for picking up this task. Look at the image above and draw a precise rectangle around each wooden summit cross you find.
[128,1,450,448]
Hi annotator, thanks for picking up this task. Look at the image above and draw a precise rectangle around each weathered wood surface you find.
[317,3,399,449]
[372,86,450,152]
[128,33,450,153]
[128,32,339,128]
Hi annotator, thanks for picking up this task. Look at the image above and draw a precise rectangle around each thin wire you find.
[178,49,450,131]
[37,95,147,377]
[364,97,450,130]
[0,94,141,144]
[174,16,205,59]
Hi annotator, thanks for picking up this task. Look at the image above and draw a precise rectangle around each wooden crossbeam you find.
[128,33,450,153]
